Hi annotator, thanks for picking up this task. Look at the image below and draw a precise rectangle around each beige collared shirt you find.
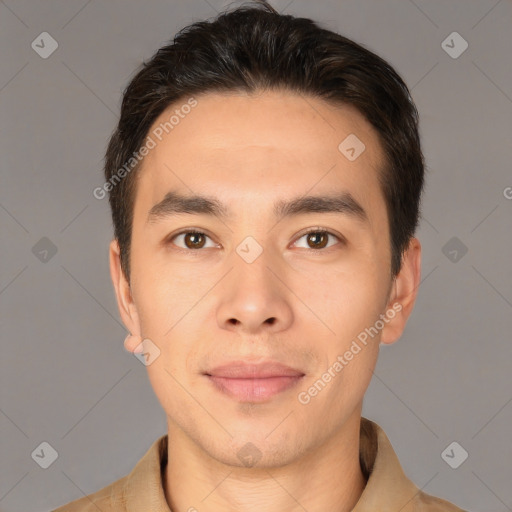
[53,417,466,511]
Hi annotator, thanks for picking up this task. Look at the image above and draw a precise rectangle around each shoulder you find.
[412,489,468,512]
[361,418,466,512]
[52,474,129,511]
[51,434,168,512]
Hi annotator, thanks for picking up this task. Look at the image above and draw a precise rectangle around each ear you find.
[109,239,142,351]
[380,237,422,345]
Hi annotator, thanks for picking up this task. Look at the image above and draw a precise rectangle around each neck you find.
[164,411,367,512]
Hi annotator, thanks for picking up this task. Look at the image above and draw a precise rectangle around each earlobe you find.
[124,333,143,353]
[380,237,422,345]
[109,239,142,343]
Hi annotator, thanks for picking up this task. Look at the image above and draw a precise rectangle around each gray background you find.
[1,0,511,511]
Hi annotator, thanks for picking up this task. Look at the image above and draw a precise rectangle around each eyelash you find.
[166,227,344,253]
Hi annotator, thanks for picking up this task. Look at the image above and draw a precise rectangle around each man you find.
[55,1,466,510]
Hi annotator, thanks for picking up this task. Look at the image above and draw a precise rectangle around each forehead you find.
[134,90,387,227]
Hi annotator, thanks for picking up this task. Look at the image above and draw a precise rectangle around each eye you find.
[166,227,344,252]
[168,230,218,250]
[293,227,343,250]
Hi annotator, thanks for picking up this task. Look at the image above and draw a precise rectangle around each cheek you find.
[131,263,204,371]
[130,246,194,337]
[305,259,387,337]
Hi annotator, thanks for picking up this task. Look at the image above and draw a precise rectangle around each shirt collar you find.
[123,417,421,512]
[353,418,422,511]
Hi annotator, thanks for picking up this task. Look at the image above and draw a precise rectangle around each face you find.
[110,90,420,468]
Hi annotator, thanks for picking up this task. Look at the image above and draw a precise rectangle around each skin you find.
[110,90,421,512]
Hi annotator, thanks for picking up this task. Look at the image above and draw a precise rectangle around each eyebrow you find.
[146,190,369,224]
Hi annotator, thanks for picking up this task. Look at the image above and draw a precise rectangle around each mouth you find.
[204,361,305,402]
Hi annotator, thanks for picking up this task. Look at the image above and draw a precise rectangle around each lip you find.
[206,361,304,379]
[204,361,305,402]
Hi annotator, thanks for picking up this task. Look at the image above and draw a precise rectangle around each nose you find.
[215,248,294,336]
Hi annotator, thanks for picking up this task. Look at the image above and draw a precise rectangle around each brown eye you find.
[294,229,342,251]
[184,232,206,249]
[169,230,216,250]
[306,231,329,249]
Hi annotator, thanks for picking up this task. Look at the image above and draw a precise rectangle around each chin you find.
[214,437,302,470]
